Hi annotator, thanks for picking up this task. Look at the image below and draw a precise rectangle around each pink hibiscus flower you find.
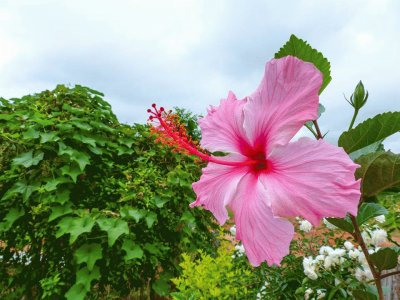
[148,56,361,267]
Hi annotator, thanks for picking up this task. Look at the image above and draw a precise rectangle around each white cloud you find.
[0,0,399,150]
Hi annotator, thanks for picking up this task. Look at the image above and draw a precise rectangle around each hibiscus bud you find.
[346,81,368,110]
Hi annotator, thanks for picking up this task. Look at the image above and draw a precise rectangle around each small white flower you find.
[316,289,326,299]
[319,246,334,256]
[370,229,387,246]
[315,255,325,262]
[299,220,313,233]
[348,248,361,260]
[229,225,236,236]
[344,241,354,250]
[305,288,313,300]
[324,256,334,270]
[355,266,373,282]
[375,215,386,223]
[323,218,337,230]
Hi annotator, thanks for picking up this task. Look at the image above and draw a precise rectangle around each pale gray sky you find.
[0,0,399,151]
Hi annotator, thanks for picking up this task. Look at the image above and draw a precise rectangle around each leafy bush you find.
[0,85,219,299]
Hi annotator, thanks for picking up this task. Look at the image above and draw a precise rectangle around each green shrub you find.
[171,241,256,300]
[0,85,219,299]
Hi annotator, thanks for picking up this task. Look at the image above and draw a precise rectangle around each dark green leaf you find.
[145,212,157,228]
[74,243,102,271]
[61,164,83,183]
[40,132,59,143]
[75,266,100,291]
[356,203,388,226]
[356,151,400,197]
[352,289,377,300]
[65,283,87,300]
[339,112,400,153]
[121,239,143,261]
[120,207,144,223]
[56,216,96,244]
[325,217,354,233]
[370,248,398,271]
[275,34,331,93]
[0,208,25,231]
[49,204,73,222]
[154,196,169,208]
[96,218,129,247]
[12,150,44,168]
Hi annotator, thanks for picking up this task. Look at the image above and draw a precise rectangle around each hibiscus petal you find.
[262,137,361,225]
[199,91,251,154]
[243,56,323,154]
[191,154,247,224]
[230,172,294,267]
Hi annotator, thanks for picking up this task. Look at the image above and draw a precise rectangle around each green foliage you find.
[339,112,400,154]
[325,217,354,233]
[171,242,255,300]
[275,34,332,93]
[355,151,400,197]
[369,248,398,271]
[0,85,218,299]
[356,203,388,226]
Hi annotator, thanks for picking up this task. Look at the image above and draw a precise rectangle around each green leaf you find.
[120,207,144,223]
[352,289,377,300]
[349,140,384,161]
[58,143,90,171]
[154,196,169,208]
[75,266,100,291]
[56,216,96,244]
[370,248,398,271]
[72,133,97,148]
[1,181,36,202]
[43,177,71,192]
[96,218,129,247]
[48,204,73,222]
[55,189,71,205]
[0,208,25,231]
[339,112,400,153]
[356,203,388,226]
[22,128,39,139]
[40,132,59,143]
[121,239,144,261]
[145,212,157,228]
[325,217,354,233]
[65,283,87,300]
[61,163,83,183]
[275,34,331,93]
[70,120,92,131]
[152,273,172,296]
[356,151,400,197]
[12,150,44,168]
[74,243,102,271]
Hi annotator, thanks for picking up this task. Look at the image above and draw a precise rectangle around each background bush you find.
[0,85,219,299]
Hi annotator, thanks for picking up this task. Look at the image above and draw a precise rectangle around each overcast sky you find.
[0,0,399,151]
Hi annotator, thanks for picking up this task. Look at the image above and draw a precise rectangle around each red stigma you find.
[147,104,210,161]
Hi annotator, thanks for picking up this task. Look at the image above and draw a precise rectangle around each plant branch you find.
[349,215,384,300]
[348,108,359,131]
[380,270,400,279]
[312,120,323,139]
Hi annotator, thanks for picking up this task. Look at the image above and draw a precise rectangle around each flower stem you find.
[312,120,323,140]
[349,215,384,300]
[348,109,359,131]
[380,270,400,279]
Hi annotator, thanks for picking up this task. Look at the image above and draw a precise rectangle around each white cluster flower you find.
[374,215,386,223]
[303,256,319,280]
[323,218,337,230]
[304,288,313,300]
[232,243,245,258]
[344,241,354,251]
[229,225,236,236]
[256,281,269,300]
[362,228,387,247]
[354,266,373,282]
[316,289,326,299]
[299,219,313,233]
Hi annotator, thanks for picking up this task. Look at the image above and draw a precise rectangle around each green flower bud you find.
[345,81,368,110]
